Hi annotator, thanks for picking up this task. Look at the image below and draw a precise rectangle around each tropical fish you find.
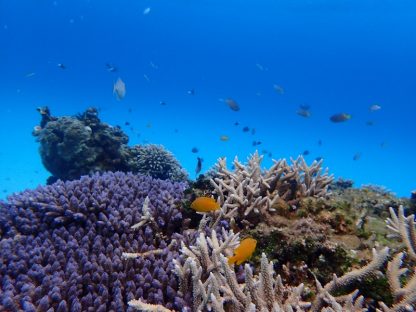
[195,157,203,175]
[57,63,66,69]
[242,126,250,132]
[220,135,229,142]
[353,152,361,161]
[190,196,219,212]
[369,104,381,112]
[106,63,117,72]
[297,109,311,118]
[300,104,311,110]
[273,84,284,94]
[225,98,240,111]
[228,238,257,265]
[256,63,267,71]
[113,78,126,100]
[330,113,351,123]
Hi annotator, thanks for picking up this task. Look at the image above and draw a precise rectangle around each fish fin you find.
[228,256,237,265]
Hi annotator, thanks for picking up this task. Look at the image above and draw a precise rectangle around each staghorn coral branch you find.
[209,151,333,228]
[386,206,416,261]
[128,298,175,311]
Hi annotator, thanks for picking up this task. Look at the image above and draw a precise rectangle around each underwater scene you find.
[1,0,416,311]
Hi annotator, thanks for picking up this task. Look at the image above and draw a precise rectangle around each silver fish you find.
[113,78,126,100]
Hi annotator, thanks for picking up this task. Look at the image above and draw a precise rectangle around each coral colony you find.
[1,108,416,311]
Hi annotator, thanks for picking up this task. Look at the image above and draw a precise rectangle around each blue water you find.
[0,0,415,198]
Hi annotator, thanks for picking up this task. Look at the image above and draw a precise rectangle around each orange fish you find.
[228,238,257,265]
[190,197,220,212]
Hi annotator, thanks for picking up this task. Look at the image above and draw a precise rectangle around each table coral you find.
[0,172,190,311]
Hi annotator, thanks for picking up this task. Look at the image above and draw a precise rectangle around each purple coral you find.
[0,172,189,311]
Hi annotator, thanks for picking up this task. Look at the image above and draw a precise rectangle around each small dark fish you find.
[366,121,374,126]
[174,128,179,133]
[297,109,311,118]
[125,121,130,126]
[318,139,323,146]
[57,63,66,69]
[273,84,284,94]
[128,108,133,113]
[234,121,239,126]
[315,156,323,162]
[330,113,352,123]
[187,88,195,95]
[251,128,256,135]
[300,104,311,110]
[106,63,117,72]
[251,141,261,146]
[225,98,240,111]
[353,153,361,161]
[242,126,250,132]
[302,150,310,156]
[160,101,167,106]
[191,147,199,153]
[195,157,203,175]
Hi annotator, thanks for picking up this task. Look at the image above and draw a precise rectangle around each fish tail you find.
[227,256,237,265]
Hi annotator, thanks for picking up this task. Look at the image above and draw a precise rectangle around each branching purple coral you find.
[0,172,190,311]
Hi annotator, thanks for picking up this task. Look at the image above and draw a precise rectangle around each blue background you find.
[0,0,415,198]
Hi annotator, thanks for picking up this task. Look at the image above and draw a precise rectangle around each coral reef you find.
[33,107,188,183]
[128,144,189,182]
[209,151,333,227]
[0,172,190,311]
[171,226,395,312]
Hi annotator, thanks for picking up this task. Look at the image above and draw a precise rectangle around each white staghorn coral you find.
[386,205,416,261]
[210,151,334,226]
[128,298,175,311]
[381,206,416,311]
[176,228,392,312]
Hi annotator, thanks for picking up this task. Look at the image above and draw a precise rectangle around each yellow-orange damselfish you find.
[190,197,220,212]
[228,238,257,265]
